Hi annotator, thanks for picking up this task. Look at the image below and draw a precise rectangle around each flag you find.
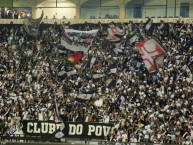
[76,94,94,103]
[115,26,125,36]
[68,52,83,63]
[57,45,67,54]
[54,96,60,121]
[106,26,125,42]
[110,68,117,74]
[145,19,153,31]
[94,99,103,107]
[58,70,77,77]
[61,29,98,53]
[24,11,43,37]
[130,35,138,44]
[55,131,64,138]
[136,39,166,73]
[90,57,96,68]
[141,32,146,41]
[94,63,101,69]
[93,74,104,79]
[113,48,123,54]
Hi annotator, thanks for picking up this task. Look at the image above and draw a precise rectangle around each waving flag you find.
[145,18,153,31]
[58,70,77,77]
[136,39,166,73]
[76,93,95,103]
[68,52,83,63]
[90,57,96,68]
[130,35,138,43]
[93,74,104,79]
[61,29,98,53]
[24,11,43,37]
[106,26,125,42]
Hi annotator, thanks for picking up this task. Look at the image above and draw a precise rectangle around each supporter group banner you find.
[22,120,115,139]
[60,29,98,53]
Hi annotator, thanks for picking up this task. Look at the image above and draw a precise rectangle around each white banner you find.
[61,29,98,53]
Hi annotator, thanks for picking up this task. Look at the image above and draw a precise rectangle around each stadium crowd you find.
[0,19,193,145]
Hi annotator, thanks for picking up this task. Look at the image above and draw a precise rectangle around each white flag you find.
[58,70,76,77]
[145,20,153,30]
[93,74,104,79]
[66,70,77,76]
[113,48,123,54]
[61,29,98,53]
[77,94,93,100]
[130,35,138,43]
[55,131,64,138]
[90,57,96,68]
[191,129,193,140]
[94,99,103,107]
[110,68,117,74]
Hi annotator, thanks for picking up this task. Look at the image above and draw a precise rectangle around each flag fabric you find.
[68,52,83,63]
[106,26,125,42]
[61,29,98,53]
[66,70,77,76]
[57,46,67,54]
[55,131,64,138]
[191,129,193,140]
[113,48,123,54]
[93,74,104,79]
[58,70,76,77]
[24,11,43,37]
[110,68,117,74]
[130,32,146,43]
[130,35,138,44]
[141,32,146,41]
[145,19,153,31]
[54,96,60,121]
[94,63,101,69]
[90,57,96,68]
[113,42,124,54]
[115,26,125,36]
[76,94,94,103]
[94,99,103,107]
[136,39,166,73]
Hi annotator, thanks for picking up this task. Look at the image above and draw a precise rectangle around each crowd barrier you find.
[0,135,180,145]
[1,18,193,24]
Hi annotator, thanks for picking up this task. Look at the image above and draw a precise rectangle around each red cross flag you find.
[136,39,166,73]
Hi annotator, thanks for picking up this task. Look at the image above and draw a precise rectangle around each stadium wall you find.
[1,0,193,20]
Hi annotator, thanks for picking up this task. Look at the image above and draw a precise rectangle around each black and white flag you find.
[61,29,98,53]
[24,11,43,37]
